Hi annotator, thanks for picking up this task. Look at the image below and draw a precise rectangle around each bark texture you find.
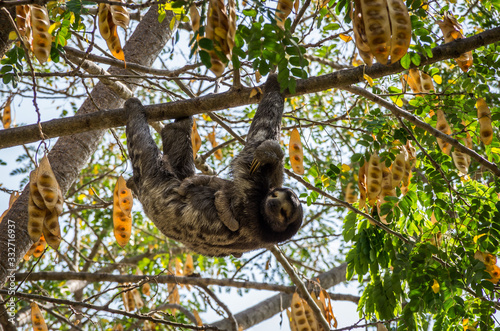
[0,7,177,285]
[0,7,15,59]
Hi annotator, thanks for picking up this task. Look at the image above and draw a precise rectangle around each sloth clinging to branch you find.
[125,74,303,257]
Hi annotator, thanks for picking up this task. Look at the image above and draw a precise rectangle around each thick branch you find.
[1,26,499,149]
[342,85,500,177]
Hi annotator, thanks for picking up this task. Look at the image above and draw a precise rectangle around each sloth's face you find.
[264,188,303,232]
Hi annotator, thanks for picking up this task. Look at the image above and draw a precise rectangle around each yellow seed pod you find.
[437,13,473,72]
[386,0,411,64]
[132,288,144,309]
[16,5,32,48]
[31,5,52,64]
[113,185,132,248]
[37,156,60,212]
[191,119,202,159]
[98,4,111,40]
[289,128,305,175]
[43,209,60,237]
[476,98,493,145]
[206,0,231,57]
[366,153,382,204]
[184,254,195,276]
[391,150,405,188]
[113,324,124,331]
[227,0,236,52]
[116,175,133,216]
[402,73,421,94]
[2,97,12,129]
[106,22,125,61]
[291,293,312,331]
[110,1,130,30]
[287,308,299,331]
[451,149,469,175]
[401,150,411,188]
[352,0,373,66]
[435,110,452,155]
[276,0,293,29]
[301,300,318,331]
[28,195,46,242]
[54,188,64,215]
[344,182,357,204]
[29,169,46,210]
[358,162,368,209]
[380,166,396,200]
[42,218,61,250]
[31,302,48,331]
[408,69,423,93]
[142,282,151,297]
[32,234,47,258]
[360,0,391,65]
[420,72,434,92]
[125,290,135,311]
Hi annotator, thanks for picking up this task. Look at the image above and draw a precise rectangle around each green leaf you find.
[401,53,411,69]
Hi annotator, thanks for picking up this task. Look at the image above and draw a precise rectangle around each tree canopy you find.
[0,0,499,330]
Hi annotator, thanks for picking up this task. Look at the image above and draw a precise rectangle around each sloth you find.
[125,75,303,257]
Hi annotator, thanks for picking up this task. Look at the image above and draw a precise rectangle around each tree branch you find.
[1,26,499,149]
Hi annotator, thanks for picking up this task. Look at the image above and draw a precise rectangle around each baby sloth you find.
[125,75,303,257]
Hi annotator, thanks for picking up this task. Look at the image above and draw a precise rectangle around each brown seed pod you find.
[184,254,195,276]
[98,4,111,40]
[476,98,493,145]
[32,234,47,258]
[420,72,434,93]
[391,150,405,188]
[291,293,312,331]
[358,161,368,209]
[31,5,52,64]
[2,97,12,129]
[42,218,61,250]
[37,156,60,212]
[386,0,411,64]
[367,153,383,204]
[289,128,305,175]
[28,195,46,242]
[437,12,473,72]
[31,302,48,331]
[191,119,202,159]
[110,0,130,30]
[352,0,373,66]
[16,5,32,48]
[106,20,125,61]
[451,149,469,175]
[227,0,237,52]
[276,0,293,29]
[344,182,357,204]
[43,209,61,237]
[29,169,46,210]
[359,0,392,65]
[435,109,452,155]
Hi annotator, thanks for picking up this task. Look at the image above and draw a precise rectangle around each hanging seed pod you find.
[289,128,305,175]
[31,302,48,331]
[37,156,60,212]
[476,98,493,145]
[131,288,144,309]
[98,4,112,40]
[391,150,405,188]
[2,97,12,129]
[435,109,452,155]
[344,182,357,204]
[437,12,473,72]
[113,179,132,247]
[227,0,236,52]
[106,20,125,61]
[380,166,396,200]
[276,0,293,29]
[29,169,45,210]
[191,119,202,159]
[401,148,411,187]
[352,0,373,66]
[207,128,223,160]
[408,69,423,93]
[42,219,61,249]
[184,254,195,276]
[28,195,46,242]
[43,209,61,237]
[32,234,46,258]
[291,293,312,331]
[358,162,368,209]
[386,0,411,64]
[16,5,32,48]
[367,153,383,204]
[402,73,421,94]
[117,175,133,216]
[31,5,52,63]
[359,0,391,64]
[420,72,434,92]
[190,5,201,34]
[205,0,230,75]
[110,0,130,30]
[54,188,64,215]
[287,308,299,331]
[302,300,319,331]
[451,149,469,174]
